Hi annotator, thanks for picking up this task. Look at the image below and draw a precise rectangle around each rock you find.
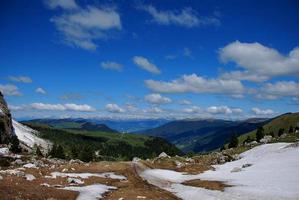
[174,160,184,168]
[280,133,287,138]
[25,174,36,181]
[0,169,25,177]
[23,163,38,169]
[242,163,252,168]
[34,160,44,167]
[118,198,124,200]
[158,152,170,158]
[0,92,14,144]
[0,175,3,180]
[62,168,68,172]
[185,158,194,163]
[14,159,23,165]
[132,157,141,162]
[285,142,299,148]
[231,167,242,173]
[0,147,9,156]
[69,159,83,165]
[67,177,84,185]
[260,135,272,144]
[41,183,50,187]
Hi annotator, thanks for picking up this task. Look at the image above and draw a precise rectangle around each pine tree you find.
[243,136,252,144]
[288,126,294,134]
[35,145,43,157]
[256,127,265,142]
[220,145,226,151]
[9,135,21,153]
[79,145,94,162]
[228,134,239,148]
[56,145,65,159]
[278,128,285,137]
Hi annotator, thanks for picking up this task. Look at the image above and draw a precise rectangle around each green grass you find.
[239,112,299,143]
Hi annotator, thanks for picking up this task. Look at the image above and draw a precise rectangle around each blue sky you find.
[0,0,299,120]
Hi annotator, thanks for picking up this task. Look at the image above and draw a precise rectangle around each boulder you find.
[67,177,84,185]
[25,174,36,181]
[0,147,9,156]
[132,157,141,162]
[158,152,170,158]
[260,135,272,144]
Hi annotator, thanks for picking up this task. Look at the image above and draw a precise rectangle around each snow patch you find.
[62,184,116,200]
[50,172,127,180]
[140,143,299,200]
[0,147,9,156]
[12,119,51,152]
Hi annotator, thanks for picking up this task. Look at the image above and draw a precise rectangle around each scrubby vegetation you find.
[25,123,182,161]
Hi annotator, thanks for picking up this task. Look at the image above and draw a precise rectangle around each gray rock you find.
[242,163,252,168]
[25,174,36,181]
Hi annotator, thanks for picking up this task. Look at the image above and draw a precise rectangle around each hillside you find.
[239,112,299,143]
[141,118,268,152]
[24,118,118,133]
[24,123,182,160]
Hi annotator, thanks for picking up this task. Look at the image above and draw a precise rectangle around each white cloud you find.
[144,107,163,113]
[105,103,125,113]
[0,84,22,96]
[50,5,122,50]
[183,106,200,113]
[35,87,47,94]
[8,105,23,111]
[206,106,242,115]
[138,5,219,28]
[257,81,299,100]
[219,41,299,81]
[145,73,245,95]
[30,103,95,112]
[144,93,171,104]
[101,61,123,71]
[179,99,192,105]
[45,0,78,10]
[133,56,161,74]
[8,76,32,83]
[251,107,274,115]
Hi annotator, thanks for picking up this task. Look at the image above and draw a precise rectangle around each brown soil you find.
[0,161,180,200]
[182,179,231,191]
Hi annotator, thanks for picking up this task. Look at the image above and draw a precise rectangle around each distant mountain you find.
[141,118,269,152]
[23,118,169,133]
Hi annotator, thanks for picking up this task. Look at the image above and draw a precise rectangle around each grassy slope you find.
[239,112,299,143]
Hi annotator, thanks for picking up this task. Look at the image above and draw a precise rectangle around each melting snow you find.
[140,143,299,200]
[62,184,116,200]
[12,119,51,152]
[50,172,127,180]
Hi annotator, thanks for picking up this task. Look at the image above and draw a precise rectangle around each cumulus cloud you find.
[251,107,274,115]
[133,56,161,74]
[105,103,125,113]
[35,87,47,94]
[138,5,220,27]
[45,0,78,10]
[29,103,95,112]
[145,73,245,95]
[206,106,242,115]
[8,76,32,83]
[50,4,122,50]
[144,93,172,104]
[101,61,123,71]
[0,84,22,96]
[179,99,192,105]
[257,81,299,100]
[183,106,201,113]
[219,41,299,82]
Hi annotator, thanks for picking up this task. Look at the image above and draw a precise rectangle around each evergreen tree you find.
[278,128,285,137]
[49,144,57,158]
[79,145,94,162]
[70,145,79,158]
[243,136,252,144]
[35,145,43,157]
[269,131,275,137]
[56,145,65,159]
[9,135,21,153]
[220,145,226,151]
[288,126,294,134]
[256,127,265,142]
[228,134,239,148]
